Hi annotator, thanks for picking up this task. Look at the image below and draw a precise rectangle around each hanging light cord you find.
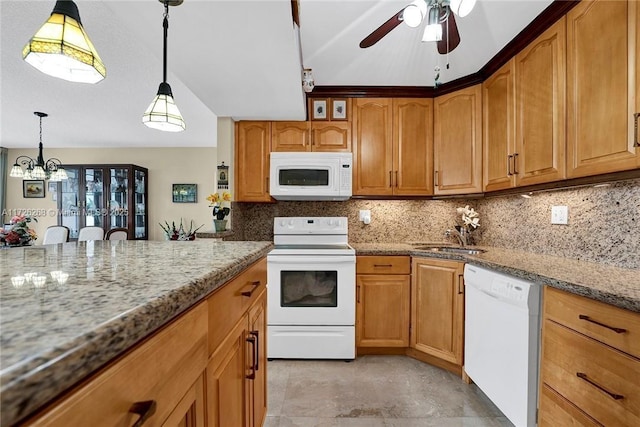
[162,1,169,84]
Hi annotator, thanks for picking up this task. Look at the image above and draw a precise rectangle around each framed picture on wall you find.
[23,180,45,198]
[331,99,348,120]
[172,183,197,203]
[312,99,328,120]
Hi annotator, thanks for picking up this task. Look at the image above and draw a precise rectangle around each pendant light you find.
[23,1,105,84]
[142,0,186,132]
[10,112,68,181]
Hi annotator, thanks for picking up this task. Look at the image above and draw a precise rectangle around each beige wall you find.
[5,147,218,241]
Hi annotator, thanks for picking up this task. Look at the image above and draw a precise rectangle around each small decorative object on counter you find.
[451,205,480,246]
[159,219,203,241]
[0,215,38,246]
[207,191,231,232]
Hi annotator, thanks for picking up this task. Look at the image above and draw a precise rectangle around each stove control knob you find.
[327,219,335,226]
[288,219,295,227]
[279,220,286,227]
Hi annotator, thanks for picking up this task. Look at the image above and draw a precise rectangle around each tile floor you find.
[264,355,514,427]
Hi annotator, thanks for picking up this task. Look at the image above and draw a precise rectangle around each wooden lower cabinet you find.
[24,259,268,427]
[163,375,206,427]
[539,286,640,426]
[356,256,411,348]
[24,303,209,427]
[206,289,267,427]
[410,258,465,370]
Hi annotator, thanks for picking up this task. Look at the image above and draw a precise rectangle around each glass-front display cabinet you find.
[56,164,148,240]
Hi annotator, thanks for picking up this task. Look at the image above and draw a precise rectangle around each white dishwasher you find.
[464,264,541,427]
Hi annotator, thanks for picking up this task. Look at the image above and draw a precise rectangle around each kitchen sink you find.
[413,246,486,255]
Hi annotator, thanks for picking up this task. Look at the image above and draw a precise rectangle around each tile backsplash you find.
[231,178,639,269]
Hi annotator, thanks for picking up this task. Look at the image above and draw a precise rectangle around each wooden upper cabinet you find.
[235,121,272,202]
[271,121,311,152]
[311,122,351,151]
[353,98,394,196]
[566,0,640,177]
[483,59,516,192]
[434,85,483,195]
[515,17,566,186]
[393,98,434,195]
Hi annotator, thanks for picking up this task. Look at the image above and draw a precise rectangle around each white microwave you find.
[269,152,352,201]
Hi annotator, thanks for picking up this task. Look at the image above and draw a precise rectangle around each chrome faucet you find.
[445,227,469,246]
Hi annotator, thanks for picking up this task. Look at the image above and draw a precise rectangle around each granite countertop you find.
[0,240,273,426]
[352,243,640,313]
[196,229,234,239]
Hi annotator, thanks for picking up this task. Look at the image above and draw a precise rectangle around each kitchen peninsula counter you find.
[352,243,640,313]
[0,240,272,426]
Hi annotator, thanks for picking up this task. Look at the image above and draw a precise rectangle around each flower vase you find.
[214,219,227,232]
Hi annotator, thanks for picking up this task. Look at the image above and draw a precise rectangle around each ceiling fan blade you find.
[437,8,461,54]
[359,9,404,48]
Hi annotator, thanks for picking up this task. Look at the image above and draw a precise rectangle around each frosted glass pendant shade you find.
[23,1,105,84]
[142,82,186,132]
[10,164,24,178]
[403,1,427,28]
[450,0,477,18]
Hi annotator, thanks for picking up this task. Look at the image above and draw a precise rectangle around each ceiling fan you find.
[359,0,477,54]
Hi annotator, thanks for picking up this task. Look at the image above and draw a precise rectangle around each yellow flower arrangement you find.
[207,191,232,220]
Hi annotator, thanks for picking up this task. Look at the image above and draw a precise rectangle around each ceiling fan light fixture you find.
[403,0,427,28]
[422,7,442,42]
[449,0,476,18]
[23,1,105,84]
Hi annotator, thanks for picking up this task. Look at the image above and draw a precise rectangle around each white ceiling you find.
[0,0,553,149]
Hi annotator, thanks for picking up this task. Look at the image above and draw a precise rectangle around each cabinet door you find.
[483,59,516,191]
[206,319,249,427]
[107,167,130,233]
[247,292,267,427]
[356,274,410,347]
[434,85,483,195]
[515,18,566,186]
[235,122,272,202]
[411,258,464,365]
[311,122,351,152]
[162,375,205,427]
[271,121,311,152]
[393,98,434,195]
[567,0,640,177]
[59,166,83,239]
[353,98,393,195]
[84,167,106,231]
[133,168,147,240]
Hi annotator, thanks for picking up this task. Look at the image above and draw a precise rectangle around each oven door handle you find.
[267,255,355,264]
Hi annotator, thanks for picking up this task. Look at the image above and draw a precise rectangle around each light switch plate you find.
[551,206,569,225]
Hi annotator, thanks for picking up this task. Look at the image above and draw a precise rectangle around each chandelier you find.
[10,112,68,181]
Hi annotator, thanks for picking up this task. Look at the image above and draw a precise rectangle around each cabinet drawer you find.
[356,256,410,275]
[539,384,602,427]
[544,286,640,357]
[28,302,208,427]
[208,258,267,354]
[541,320,640,427]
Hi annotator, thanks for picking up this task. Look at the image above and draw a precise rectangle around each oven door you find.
[267,254,355,326]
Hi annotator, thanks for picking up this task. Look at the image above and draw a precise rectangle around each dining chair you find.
[105,228,128,240]
[77,226,105,241]
[41,225,70,245]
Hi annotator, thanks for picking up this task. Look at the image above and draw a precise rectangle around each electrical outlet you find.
[359,210,371,224]
[551,206,569,225]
